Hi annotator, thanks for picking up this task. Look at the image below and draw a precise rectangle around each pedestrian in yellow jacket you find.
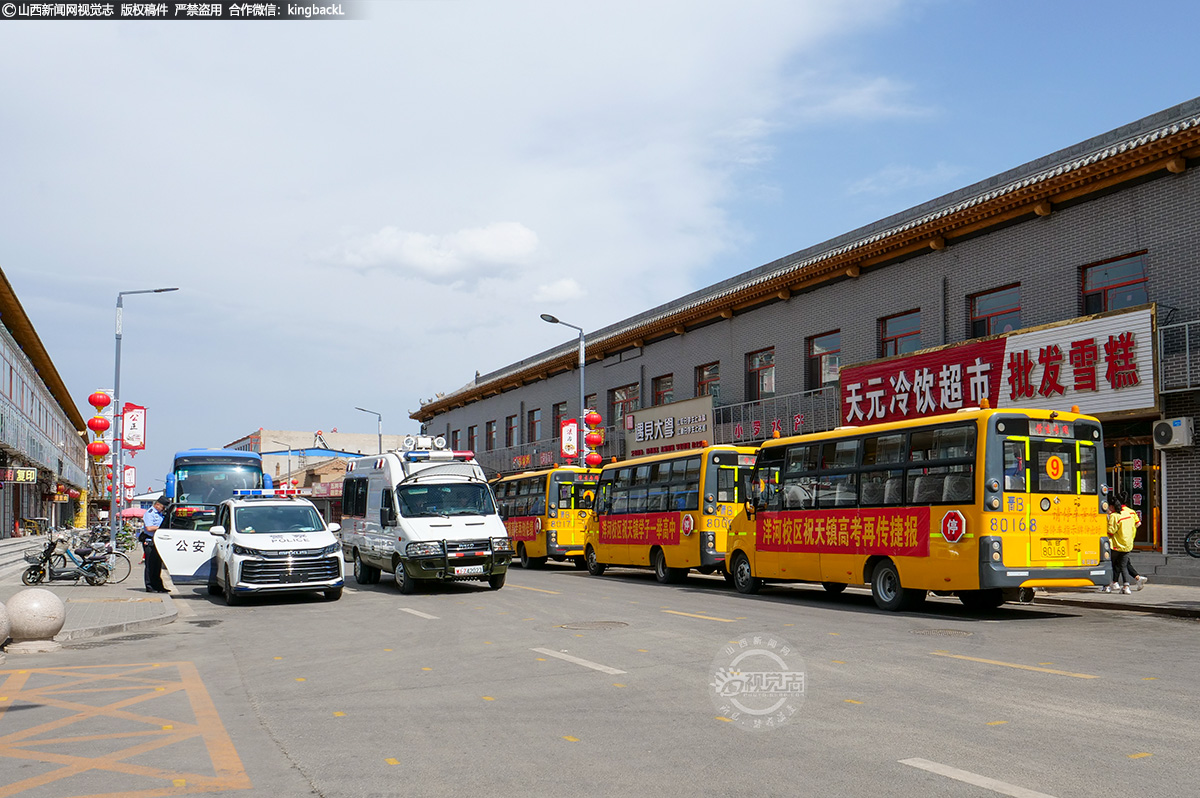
[1106,494,1147,594]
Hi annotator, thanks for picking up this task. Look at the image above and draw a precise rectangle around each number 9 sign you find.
[1045,455,1064,481]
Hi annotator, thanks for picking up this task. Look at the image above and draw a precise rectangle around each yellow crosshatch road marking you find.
[931,652,1099,679]
[661,610,736,623]
[0,661,251,797]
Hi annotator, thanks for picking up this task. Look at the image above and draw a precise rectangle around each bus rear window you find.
[1001,438,1098,495]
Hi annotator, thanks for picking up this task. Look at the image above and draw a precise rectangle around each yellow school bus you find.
[584,445,757,582]
[494,466,600,568]
[727,407,1112,610]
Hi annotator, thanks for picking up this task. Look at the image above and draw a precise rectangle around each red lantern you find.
[585,431,603,447]
[585,452,604,467]
[87,441,110,458]
[584,411,602,428]
[106,484,112,492]
[291,479,299,486]
[87,415,110,434]
[88,392,112,410]
[68,489,80,499]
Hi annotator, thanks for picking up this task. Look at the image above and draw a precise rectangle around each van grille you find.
[445,539,490,554]
[240,556,339,585]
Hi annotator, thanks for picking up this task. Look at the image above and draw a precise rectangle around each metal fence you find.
[472,386,842,475]
[1158,318,1200,393]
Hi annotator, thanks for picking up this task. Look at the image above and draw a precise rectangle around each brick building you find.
[413,96,1200,559]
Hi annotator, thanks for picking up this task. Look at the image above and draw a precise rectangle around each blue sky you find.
[1,0,1198,488]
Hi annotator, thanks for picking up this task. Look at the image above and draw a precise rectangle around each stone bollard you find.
[0,601,9,664]
[5,588,66,653]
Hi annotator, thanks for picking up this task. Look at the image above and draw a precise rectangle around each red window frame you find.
[505,415,518,448]
[696,362,720,402]
[970,285,1021,337]
[880,310,921,357]
[807,330,840,389]
[652,374,674,406]
[527,408,543,442]
[466,425,477,452]
[1082,253,1148,314]
[552,401,568,431]
[485,420,497,451]
[610,383,639,425]
[746,348,775,401]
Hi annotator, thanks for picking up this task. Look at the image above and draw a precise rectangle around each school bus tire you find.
[958,588,1005,610]
[585,546,606,576]
[870,560,925,611]
[731,551,761,595]
[516,543,527,568]
[652,548,687,584]
[721,567,735,585]
[573,556,587,570]
[821,582,847,595]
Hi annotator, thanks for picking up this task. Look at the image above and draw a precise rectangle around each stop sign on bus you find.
[941,510,966,543]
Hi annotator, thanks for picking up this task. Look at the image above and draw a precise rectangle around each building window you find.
[485,420,497,451]
[450,430,461,450]
[881,310,921,357]
[807,331,840,389]
[610,383,639,426]
[971,285,1021,337]
[466,425,477,452]
[652,374,674,406]
[552,401,568,433]
[527,408,543,442]
[696,362,720,404]
[505,415,518,447]
[746,348,775,401]
[1083,254,1148,314]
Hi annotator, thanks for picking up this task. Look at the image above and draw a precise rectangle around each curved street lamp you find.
[355,406,383,454]
[540,314,586,460]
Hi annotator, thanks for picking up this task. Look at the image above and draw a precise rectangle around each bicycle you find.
[1184,529,1200,558]
[49,529,132,583]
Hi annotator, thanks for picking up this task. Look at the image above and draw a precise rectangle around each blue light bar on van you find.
[402,450,475,462]
[233,488,311,496]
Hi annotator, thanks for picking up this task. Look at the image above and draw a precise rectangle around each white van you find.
[338,435,512,593]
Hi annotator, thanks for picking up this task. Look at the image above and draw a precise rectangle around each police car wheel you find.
[323,587,343,601]
[223,567,241,606]
[207,559,221,595]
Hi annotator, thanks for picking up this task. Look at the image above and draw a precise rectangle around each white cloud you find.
[532,278,584,304]
[323,222,540,281]
[846,162,968,196]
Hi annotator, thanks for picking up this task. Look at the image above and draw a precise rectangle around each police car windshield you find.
[396,483,496,518]
[234,505,325,534]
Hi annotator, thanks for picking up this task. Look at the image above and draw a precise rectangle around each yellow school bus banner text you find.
[757,508,931,557]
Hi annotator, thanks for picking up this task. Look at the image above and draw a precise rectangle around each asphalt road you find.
[3,563,1196,798]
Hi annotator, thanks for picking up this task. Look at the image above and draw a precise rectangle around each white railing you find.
[1158,319,1200,393]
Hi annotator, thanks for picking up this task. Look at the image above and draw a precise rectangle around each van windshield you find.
[396,483,496,517]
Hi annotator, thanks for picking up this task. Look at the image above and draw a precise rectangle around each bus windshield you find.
[176,464,263,505]
[397,483,497,517]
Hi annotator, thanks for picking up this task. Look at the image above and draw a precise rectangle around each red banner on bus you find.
[756,507,930,557]
[599,513,681,546]
[505,517,538,542]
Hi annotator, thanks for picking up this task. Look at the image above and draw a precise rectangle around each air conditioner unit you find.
[1153,417,1195,449]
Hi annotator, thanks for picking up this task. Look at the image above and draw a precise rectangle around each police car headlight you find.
[233,545,264,557]
[320,543,340,555]
[491,537,512,552]
[406,541,443,557]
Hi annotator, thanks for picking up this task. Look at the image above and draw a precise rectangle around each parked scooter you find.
[22,536,110,586]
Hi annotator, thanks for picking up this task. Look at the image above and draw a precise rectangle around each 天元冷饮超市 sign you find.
[839,306,1156,425]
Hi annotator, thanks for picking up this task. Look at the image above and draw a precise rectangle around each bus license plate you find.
[1040,539,1067,559]
[454,565,484,576]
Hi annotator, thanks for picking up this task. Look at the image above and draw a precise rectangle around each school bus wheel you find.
[731,551,761,595]
[585,546,606,576]
[821,582,847,595]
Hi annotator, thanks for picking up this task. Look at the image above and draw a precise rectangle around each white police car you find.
[207,489,344,605]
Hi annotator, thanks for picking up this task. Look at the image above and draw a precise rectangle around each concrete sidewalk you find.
[0,538,178,643]
[1034,581,1200,619]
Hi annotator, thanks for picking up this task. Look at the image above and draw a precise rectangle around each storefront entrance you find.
[1104,437,1159,550]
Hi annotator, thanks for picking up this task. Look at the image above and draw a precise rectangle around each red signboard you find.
[941,510,966,543]
[756,507,930,557]
[505,518,538,542]
[599,513,681,546]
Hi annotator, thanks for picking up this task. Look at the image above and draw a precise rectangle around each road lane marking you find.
[386,758,399,765]
[1128,752,1152,759]
[930,652,1098,679]
[334,712,345,717]
[512,585,561,594]
[661,610,736,623]
[398,606,440,620]
[531,648,627,675]
[562,736,579,742]
[716,717,733,722]
[844,699,863,704]
[900,758,1058,798]
[482,697,495,701]
[987,721,1008,726]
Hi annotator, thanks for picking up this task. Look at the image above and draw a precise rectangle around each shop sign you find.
[625,395,714,458]
[311,481,344,498]
[840,306,1156,425]
[1,468,38,483]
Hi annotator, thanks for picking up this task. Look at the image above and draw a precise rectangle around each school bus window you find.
[1034,441,1074,494]
[863,433,905,465]
[821,439,859,470]
[781,473,816,509]
[1079,444,1098,494]
[860,469,903,507]
[785,444,817,473]
[647,476,669,512]
[716,467,742,503]
[819,472,857,508]
[911,425,976,461]
[1003,440,1027,492]
[614,467,632,490]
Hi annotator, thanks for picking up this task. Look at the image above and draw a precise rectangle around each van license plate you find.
[454,565,484,576]
[1040,539,1067,559]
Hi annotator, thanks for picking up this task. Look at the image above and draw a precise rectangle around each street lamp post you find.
[109,287,178,546]
[271,440,293,486]
[355,407,382,454]
[540,314,586,461]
